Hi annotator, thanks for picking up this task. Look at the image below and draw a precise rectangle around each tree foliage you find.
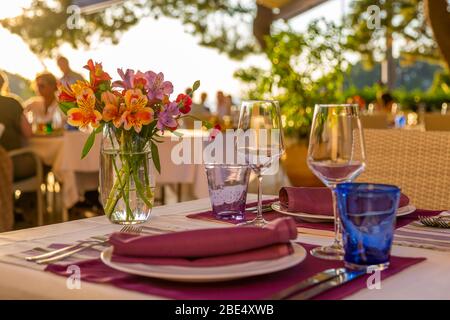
[346,0,441,68]
[235,19,348,139]
[0,0,445,67]
[0,0,256,59]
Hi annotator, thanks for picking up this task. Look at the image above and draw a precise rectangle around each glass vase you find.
[100,124,155,224]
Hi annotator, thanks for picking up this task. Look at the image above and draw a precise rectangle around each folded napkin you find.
[109,217,297,267]
[279,187,410,215]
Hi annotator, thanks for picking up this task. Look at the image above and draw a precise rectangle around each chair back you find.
[424,113,450,131]
[356,129,450,210]
[360,114,389,129]
[0,146,13,231]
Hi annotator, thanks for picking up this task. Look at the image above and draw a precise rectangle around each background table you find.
[0,195,449,299]
[29,131,101,219]
[29,130,210,220]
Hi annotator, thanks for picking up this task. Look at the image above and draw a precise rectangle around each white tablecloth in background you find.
[29,132,100,210]
[156,130,209,198]
[0,195,449,299]
[29,130,210,211]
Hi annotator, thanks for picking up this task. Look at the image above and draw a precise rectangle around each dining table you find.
[0,194,449,299]
[29,131,101,221]
[28,130,210,221]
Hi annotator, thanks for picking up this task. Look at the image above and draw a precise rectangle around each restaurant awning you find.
[254,0,329,47]
[257,0,329,20]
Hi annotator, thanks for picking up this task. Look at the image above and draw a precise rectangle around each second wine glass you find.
[236,100,285,227]
[307,104,366,260]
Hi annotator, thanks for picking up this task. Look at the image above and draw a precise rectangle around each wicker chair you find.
[0,146,13,232]
[424,113,450,131]
[360,114,389,129]
[356,129,450,210]
[8,148,44,226]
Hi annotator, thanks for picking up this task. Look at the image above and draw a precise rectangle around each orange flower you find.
[84,59,111,88]
[57,83,76,103]
[121,89,153,132]
[67,87,102,129]
[101,91,125,128]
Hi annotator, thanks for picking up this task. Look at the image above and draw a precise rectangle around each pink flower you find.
[157,102,180,130]
[113,69,147,90]
[144,71,173,101]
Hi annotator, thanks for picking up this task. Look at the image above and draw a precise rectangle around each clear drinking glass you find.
[205,164,250,221]
[236,100,285,227]
[307,104,366,260]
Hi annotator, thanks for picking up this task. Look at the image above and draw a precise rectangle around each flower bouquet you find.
[57,59,213,224]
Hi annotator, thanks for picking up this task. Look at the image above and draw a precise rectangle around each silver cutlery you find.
[25,239,106,262]
[246,204,273,213]
[270,268,346,300]
[288,269,367,300]
[418,216,450,228]
[141,225,176,233]
[26,225,143,264]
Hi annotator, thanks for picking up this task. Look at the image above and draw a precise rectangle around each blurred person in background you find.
[0,71,35,182]
[57,56,84,86]
[24,72,65,131]
[374,91,396,127]
[377,92,395,114]
[216,91,228,118]
[200,92,210,113]
[181,89,211,129]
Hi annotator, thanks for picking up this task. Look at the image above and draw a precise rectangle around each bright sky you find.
[0,0,343,106]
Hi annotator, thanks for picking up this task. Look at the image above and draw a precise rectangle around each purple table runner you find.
[45,243,425,300]
[187,199,442,232]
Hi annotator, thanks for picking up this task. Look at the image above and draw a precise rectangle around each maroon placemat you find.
[45,243,425,300]
[187,199,442,232]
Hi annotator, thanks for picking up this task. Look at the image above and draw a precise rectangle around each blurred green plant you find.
[235,19,348,140]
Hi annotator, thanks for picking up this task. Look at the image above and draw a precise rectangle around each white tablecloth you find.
[0,195,449,299]
[28,130,210,211]
[29,131,101,210]
[155,130,209,198]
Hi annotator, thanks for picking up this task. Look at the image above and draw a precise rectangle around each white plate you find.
[271,202,416,223]
[100,243,307,283]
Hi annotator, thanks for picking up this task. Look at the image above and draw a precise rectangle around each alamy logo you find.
[169,122,282,175]
[66,5,82,30]
[366,266,382,290]
[366,5,381,30]
[66,265,81,289]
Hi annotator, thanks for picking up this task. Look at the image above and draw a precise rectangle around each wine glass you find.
[307,104,366,260]
[236,100,285,227]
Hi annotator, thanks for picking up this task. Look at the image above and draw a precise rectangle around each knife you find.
[269,268,346,300]
[246,204,273,213]
[288,269,367,300]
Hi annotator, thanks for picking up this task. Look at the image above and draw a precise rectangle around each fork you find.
[27,225,143,264]
[418,216,450,228]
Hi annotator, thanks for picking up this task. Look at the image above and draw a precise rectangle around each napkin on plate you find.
[109,217,297,267]
[279,187,410,215]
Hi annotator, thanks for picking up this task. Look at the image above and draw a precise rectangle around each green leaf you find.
[202,121,213,129]
[59,102,76,115]
[192,80,200,91]
[171,130,184,138]
[151,141,161,174]
[81,126,102,159]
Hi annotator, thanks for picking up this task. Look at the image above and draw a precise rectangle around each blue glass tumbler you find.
[336,183,400,271]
